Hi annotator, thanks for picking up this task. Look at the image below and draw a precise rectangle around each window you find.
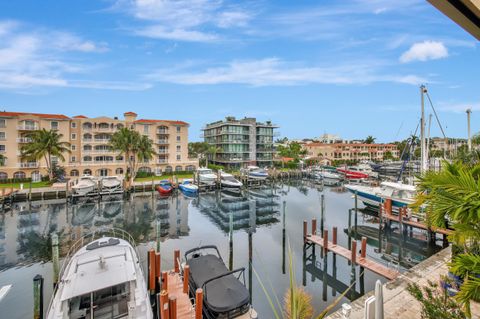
[83,169,92,175]
[83,156,92,162]
[0,172,7,180]
[51,121,59,130]
[13,171,26,179]
[176,145,181,152]
[71,122,76,128]
[71,156,76,162]
[71,145,76,151]
[71,133,76,140]
[144,125,149,134]
[0,132,5,140]
[176,136,180,142]
[176,126,181,133]
[0,145,5,152]
[116,168,124,175]
[70,170,79,177]
[176,155,181,161]
[0,119,5,128]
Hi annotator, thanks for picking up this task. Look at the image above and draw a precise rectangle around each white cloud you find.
[147,57,428,86]
[400,41,448,63]
[113,0,253,42]
[0,19,149,91]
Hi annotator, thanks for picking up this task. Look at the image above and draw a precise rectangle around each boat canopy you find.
[381,182,416,192]
[60,242,136,301]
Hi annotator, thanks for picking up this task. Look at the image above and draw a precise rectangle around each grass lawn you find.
[134,172,194,182]
[0,181,52,189]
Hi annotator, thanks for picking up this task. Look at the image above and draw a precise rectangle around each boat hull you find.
[157,186,173,195]
[349,189,409,213]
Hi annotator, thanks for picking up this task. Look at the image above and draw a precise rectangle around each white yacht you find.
[242,166,268,180]
[100,176,123,193]
[346,181,416,213]
[71,175,97,196]
[47,229,153,319]
[197,168,217,185]
[219,171,243,189]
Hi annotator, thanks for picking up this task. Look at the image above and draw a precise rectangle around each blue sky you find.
[0,0,478,142]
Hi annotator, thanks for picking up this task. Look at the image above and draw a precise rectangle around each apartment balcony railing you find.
[16,137,33,143]
[82,149,116,154]
[157,159,168,164]
[157,149,168,154]
[18,162,39,168]
[81,160,125,166]
[17,125,38,131]
[157,140,169,144]
[82,138,112,143]
[157,129,169,134]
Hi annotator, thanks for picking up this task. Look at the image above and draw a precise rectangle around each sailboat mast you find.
[420,85,427,173]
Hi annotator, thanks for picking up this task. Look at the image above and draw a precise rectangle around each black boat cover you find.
[187,254,250,313]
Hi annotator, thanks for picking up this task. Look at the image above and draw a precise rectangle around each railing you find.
[17,125,38,130]
[157,159,167,164]
[81,160,124,166]
[157,150,168,154]
[157,140,169,144]
[157,130,169,134]
[16,137,33,143]
[18,162,39,168]
[82,149,116,154]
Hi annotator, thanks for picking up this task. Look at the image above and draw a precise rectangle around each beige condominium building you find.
[303,142,399,163]
[0,111,198,181]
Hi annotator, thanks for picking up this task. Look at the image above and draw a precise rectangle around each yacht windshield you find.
[200,169,213,174]
[68,282,130,319]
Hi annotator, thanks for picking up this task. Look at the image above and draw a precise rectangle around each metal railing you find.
[18,162,39,168]
[17,125,38,130]
[16,137,33,143]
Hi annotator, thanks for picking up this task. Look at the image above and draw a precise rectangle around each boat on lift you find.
[71,175,97,196]
[242,166,268,180]
[178,179,199,196]
[46,229,153,319]
[219,171,243,189]
[345,181,416,213]
[156,179,173,195]
[197,168,218,185]
[100,176,123,193]
[336,166,369,180]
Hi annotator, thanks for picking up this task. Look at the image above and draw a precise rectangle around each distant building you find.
[0,111,198,180]
[303,142,399,163]
[430,137,468,154]
[203,116,279,168]
[317,133,343,144]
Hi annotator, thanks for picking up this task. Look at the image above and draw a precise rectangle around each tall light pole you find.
[467,108,472,152]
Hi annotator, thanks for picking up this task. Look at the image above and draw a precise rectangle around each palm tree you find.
[205,145,221,167]
[414,161,480,315]
[20,129,70,180]
[364,135,376,144]
[0,154,6,166]
[110,128,156,185]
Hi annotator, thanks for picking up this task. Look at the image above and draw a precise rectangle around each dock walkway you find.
[306,234,399,280]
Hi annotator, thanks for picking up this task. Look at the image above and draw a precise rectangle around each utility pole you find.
[420,85,427,173]
[467,108,472,152]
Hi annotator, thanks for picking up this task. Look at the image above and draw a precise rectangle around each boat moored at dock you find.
[178,179,199,196]
[197,168,218,185]
[156,179,173,195]
[219,171,243,189]
[71,175,97,196]
[242,166,268,180]
[46,229,153,319]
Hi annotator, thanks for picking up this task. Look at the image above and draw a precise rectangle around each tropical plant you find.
[255,243,355,319]
[110,128,156,185]
[407,280,465,319]
[20,129,71,180]
[363,135,376,144]
[206,145,221,167]
[277,142,307,162]
[413,160,480,315]
[188,142,209,159]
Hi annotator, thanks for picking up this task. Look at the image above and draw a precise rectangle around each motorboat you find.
[178,179,198,195]
[197,168,218,185]
[100,176,123,193]
[156,179,173,195]
[219,171,243,189]
[336,166,369,180]
[242,166,268,180]
[345,181,416,213]
[185,245,257,319]
[46,229,153,319]
[349,163,379,178]
[71,175,97,196]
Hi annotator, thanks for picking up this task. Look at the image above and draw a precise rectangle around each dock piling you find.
[174,250,180,273]
[320,194,325,234]
[361,237,367,259]
[303,220,308,244]
[33,274,44,319]
[155,253,161,293]
[183,265,190,294]
[332,227,337,245]
[161,271,168,291]
[51,233,59,288]
[312,218,317,236]
[148,250,156,293]
[195,288,203,319]
[323,229,328,254]
[159,290,170,319]
[169,296,177,319]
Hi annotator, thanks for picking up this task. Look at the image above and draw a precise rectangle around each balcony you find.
[157,159,168,164]
[17,125,38,131]
[157,129,169,135]
[157,140,169,145]
[16,137,33,143]
[18,162,39,168]
[157,149,169,154]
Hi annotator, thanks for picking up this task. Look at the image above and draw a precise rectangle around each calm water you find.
[0,181,443,318]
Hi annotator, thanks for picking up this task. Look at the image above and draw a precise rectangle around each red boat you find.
[336,168,369,179]
[156,180,173,195]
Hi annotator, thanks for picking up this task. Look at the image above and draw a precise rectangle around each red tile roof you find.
[0,111,70,120]
[73,115,88,119]
[124,112,137,116]
[135,119,189,125]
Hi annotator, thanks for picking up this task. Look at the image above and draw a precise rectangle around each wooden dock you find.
[164,271,194,317]
[303,220,400,280]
